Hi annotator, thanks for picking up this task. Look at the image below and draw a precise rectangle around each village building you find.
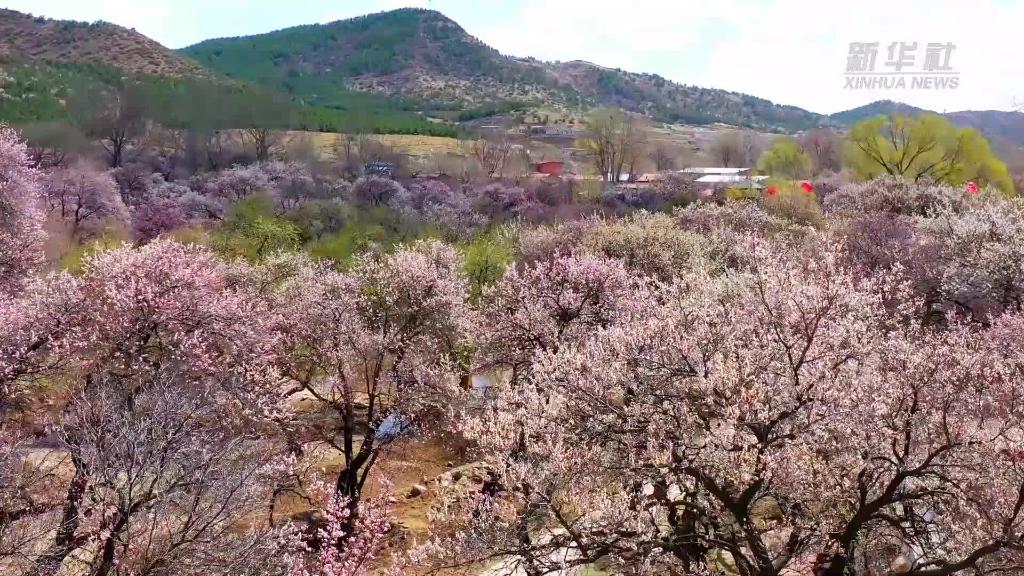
[533,160,565,176]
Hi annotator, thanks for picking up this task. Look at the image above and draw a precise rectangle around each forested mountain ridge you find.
[0,8,454,135]
[181,8,826,132]
[3,6,1023,141]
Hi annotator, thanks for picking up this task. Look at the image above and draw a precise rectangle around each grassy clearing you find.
[282,131,465,159]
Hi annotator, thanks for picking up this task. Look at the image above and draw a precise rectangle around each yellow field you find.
[281,131,465,159]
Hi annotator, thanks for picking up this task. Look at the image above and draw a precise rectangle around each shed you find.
[534,161,565,176]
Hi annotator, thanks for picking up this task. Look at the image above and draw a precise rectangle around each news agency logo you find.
[844,42,959,90]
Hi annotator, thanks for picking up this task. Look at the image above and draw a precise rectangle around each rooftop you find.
[680,167,751,175]
[695,174,767,183]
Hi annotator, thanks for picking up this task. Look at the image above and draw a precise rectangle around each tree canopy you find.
[579,107,647,182]
[844,113,1014,192]
[757,135,812,179]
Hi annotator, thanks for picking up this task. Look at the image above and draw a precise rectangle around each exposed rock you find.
[666,483,684,503]
[436,461,492,486]
[710,549,739,576]
[408,483,428,498]
[891,555,912,574]
[751,496,784,523]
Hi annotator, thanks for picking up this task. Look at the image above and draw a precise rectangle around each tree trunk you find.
[92,513,128,576]
[35,451,88,574]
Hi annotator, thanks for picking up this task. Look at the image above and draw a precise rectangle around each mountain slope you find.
[0,8,211,78]
[4,6,1020,144]
[0,8,455,136]
[944,110,1024,148]
[830,100,1024,147]
[549,60,822,130]
[828,100,929,125]
[182,8,573,110]
[181,8,823,132]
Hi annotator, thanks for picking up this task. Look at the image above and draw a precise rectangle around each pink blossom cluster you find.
[0,125,45,296]
[6,116,1024,576]
[439,224,1024,575]
[283,482,395,576]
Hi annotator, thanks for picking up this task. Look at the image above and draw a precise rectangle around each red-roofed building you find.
[534,161,565,176]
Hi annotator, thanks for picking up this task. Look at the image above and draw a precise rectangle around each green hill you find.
[828,100,930,125]
[181,8,825,132]
[0,8,455,136]
[5,6,1021,142]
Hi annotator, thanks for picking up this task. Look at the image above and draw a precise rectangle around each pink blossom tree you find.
[191,161,329,218]
[257,240,473,539]
[474,182,543,223]
[0,128,68,569]
[475,252,639,379]
[132,196,187,241]
[0,125,45,296]
[437,240,1024,576]
[918,199,1024,319]
[828,181,1024,321]
[283,482,395,576]
[518,212,724,281]
[42,164,128,238]
[351,176,404,207]
[23,240,289,575]
[392,179,485,239]
[823,176,976,217]
[193,162,270,203]
[133,175,223,234]
[0,274,83,570]
[0,273,82,411]
[264,161,319,212]
[111,163,153,207]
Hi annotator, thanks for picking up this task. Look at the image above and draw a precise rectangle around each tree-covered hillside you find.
[181,8,829,132]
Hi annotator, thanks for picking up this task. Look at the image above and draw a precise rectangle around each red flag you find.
[965,181,979,194]
[800,180,814,193]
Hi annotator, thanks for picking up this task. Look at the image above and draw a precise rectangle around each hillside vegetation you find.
[182,9,576,111]
[4,117,1024,574]
[832,99,1024,148]
[182,8,826,132]
[0,9,455,137]
[5,6,1024,142]
[0,8,210,78]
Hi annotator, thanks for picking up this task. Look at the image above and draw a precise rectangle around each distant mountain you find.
[0,9,240,126]
[0,8,453,135]
[0,8,210,78]
[547,60,823,131]
[830,100,1024,147]
[181,8,823,132]
[2,6,1021,145]
[183,9,557,108]
[828,100,929,125]
[944,110,1024,148]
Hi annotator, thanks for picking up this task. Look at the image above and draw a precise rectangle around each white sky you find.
[2,0,1022,114]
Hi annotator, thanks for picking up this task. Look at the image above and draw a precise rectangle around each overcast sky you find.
[3,0,1022,115]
